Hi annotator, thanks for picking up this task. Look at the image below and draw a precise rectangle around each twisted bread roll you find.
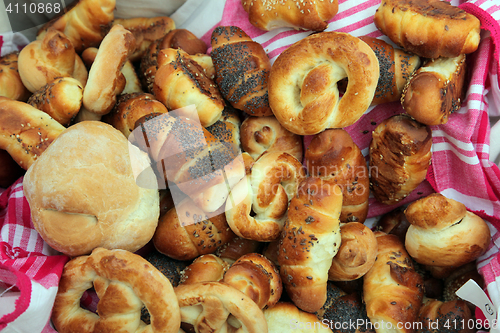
[0,97,65,170]
[278,177,343,313]
[369,114,432,205]
[0,52,31,101]
[242,0,338,32]
[18,29,88,93]
[374,0,480,59]
[402,54,466,125]
[305,129,369,223]
[404,193,491,268]
[37,0,116,53]
[240,116,303,162]
[363,232,424,333]
[52,248,181,333]
[418,299,473,333]
[328,222,377,281]
[269,32,379,135]
[211,26,273,117]
[225,151,306,242]
[216,237,263,265]
[180,254,230,285]
[265,302,333,333]
[223,253,282,309]
[27,77,83,126]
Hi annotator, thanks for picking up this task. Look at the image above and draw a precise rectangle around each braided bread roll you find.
[305,129,369,223]
[0,52,31,102]
[363,232,424,333]
[211,26,273,117]
[278,177,343,313]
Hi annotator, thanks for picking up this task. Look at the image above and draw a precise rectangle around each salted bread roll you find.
[374,0,480,59]
[404,193,491,268]
[0,52,31,102]
[279,177,343,313]
[363,232,424,333]
[23,121,160,256]
[305,129,370,224]
[242,0,338,32]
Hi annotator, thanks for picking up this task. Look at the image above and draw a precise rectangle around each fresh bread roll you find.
[23,121,159,256]
[265,302,333,333]
[240,116,303,162]
[37,0,116,53]
[369,114,432,205]
[211,26,273,117]
[52,248,181,333]
[363,232,424,333]
[205,106,242,153]
[269,32,379,135]
[225,151,306,242]
[102,92,168,138]
[180,254,230,285]
[358,36,421,106]
[110,16,176,62]
[374,0,481,59]
[418,299,474,333]
[0,149,25,188]
[83,24,136,116]
[174,281,268,333]
[305,129,370,224]
[223,253,282,309]
[18,29,88,93]
[153,197,236,261]
[215,237,263,265]
[404,193,491,268]
[278,177,343,313]
[402,54,466,125]
[27,77,83,126]
[153,48,225,127]
[328,222,377,281]
[0,97,65,170]
[0,52,31,102]
[242,0,338,32]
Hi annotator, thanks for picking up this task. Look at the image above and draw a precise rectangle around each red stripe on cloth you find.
[0,264,32,330]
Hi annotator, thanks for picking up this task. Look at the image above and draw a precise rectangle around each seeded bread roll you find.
[0,52,31,102]
[418,299,474,333]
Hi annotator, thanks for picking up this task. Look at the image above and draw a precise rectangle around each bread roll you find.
[269,32,379,135]
[265,302,333,333]
[211,26,273,117]
[242,0,338,32]
[418,299,474,333]
[23,121,159,256]
[180,254,230,285]
[404,193,491,268]
[363,232,424,333]
[374,0,480,59]
[305,129,370,223]
[240,115,303,162]
[162,28,208,55]
[402,54,466,125]
[369,114,432,205]
[279,177,343,313]
[0,52,31,101]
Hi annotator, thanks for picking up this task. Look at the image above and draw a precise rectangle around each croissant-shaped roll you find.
[0,52,31,102]
[225,151,306,242]
[241,115,303,162]
[363,232,424,333]
[369,114,432,205]
[37,0,116,53]
[27,77,83,126]
[179,254,230,285]
[404,193,491,268]
[211,26,273,117]
[328,222,377,281]
[278,177,343,313]
[374,0,480,59]
[269,32,379,135]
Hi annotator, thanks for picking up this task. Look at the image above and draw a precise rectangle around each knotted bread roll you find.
[268,32,379,135]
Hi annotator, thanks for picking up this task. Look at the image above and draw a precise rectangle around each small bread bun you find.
[0,52,31,102]
[180,254,230,285]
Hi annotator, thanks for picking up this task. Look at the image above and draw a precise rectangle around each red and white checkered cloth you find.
[1,0,500,331]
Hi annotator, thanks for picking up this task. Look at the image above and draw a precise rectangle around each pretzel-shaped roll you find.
[268,32,379,135]
[225,151,306,242]
[52,247,181,333]
[174,281,268,333]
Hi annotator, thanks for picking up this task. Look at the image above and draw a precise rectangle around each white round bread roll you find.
[23,121,160,257]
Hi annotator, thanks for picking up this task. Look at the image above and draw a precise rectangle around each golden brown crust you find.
[268,32,379,135]
[242,0,339,32]
[305,129,369,223]
[211,26,273,117]
[369,114,432,205]
[0,52,31,102]
[374,0,481,58]
[180,254,230,285]
[162,28,208,55]
[52,248,181,333]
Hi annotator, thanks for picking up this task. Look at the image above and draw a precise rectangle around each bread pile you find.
[0,0,492,332]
